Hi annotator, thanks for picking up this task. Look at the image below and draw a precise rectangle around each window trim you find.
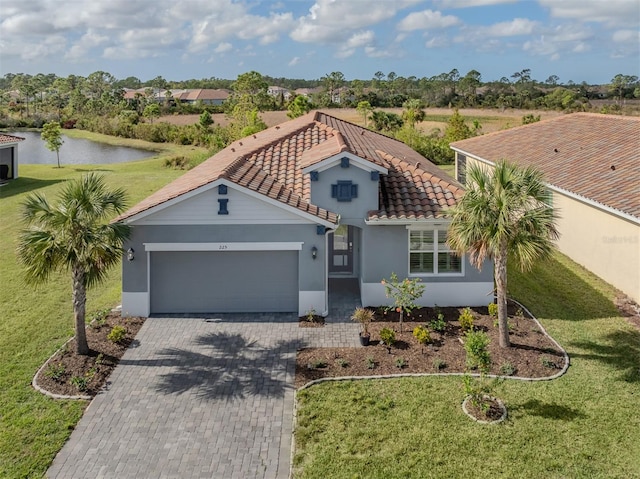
[408,228,465,277]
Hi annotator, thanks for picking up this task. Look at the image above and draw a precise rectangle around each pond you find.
[5,130,156,165]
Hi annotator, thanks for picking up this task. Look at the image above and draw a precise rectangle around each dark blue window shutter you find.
[341,157,349,168]
[310,171,319,181]
[351,183,358,198]
[218,199,229,215]
[218,184,227,194]
[331,184,338,198]
[370,171,379,181]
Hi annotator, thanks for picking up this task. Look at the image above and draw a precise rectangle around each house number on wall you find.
[218,244,229,250]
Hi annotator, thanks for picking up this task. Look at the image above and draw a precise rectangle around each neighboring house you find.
[123,88,230,105]
[115,111,493,317]
[0,133,25,181]
[267,86,292,101]
[451,113,640,303]
[179,89,230,105]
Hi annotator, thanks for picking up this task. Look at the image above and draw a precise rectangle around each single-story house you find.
[451,112,640,303]
[115,111,493,317]
[0,133,25,181]
[123,88,230,106]
[179,89,230,106]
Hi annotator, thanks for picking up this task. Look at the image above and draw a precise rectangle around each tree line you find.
[1,69,638,167]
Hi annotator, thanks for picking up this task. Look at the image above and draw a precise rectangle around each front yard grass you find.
[293,253,640,478]
[0,140,206,478]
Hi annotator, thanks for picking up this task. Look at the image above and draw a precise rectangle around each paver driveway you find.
[48,315,359,479]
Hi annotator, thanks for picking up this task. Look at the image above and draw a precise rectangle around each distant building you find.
[123,88,230,106]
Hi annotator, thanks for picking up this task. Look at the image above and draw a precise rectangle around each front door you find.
[328,225,353,274]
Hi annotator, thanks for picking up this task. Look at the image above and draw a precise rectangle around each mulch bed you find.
[295,302,566,388]
[35,312,145,397]
[616,294,640,330]
[464,397,506,422]
[298,315,325,328]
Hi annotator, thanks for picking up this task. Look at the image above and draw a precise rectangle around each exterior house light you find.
[127,248,135,261]
[311,246,318,260]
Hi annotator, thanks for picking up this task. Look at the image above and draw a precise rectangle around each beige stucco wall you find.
[455,152,640,303]
[553,191,639,303]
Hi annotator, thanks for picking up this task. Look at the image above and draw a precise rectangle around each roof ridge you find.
[452,112,640,147]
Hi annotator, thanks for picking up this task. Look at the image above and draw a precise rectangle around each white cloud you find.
[288,56,300,66]
[336,30,375,58]
[425,36,450,48]
[65,30,109,61]
[397,10,461,31]
[522,24,594,59]
[214,42,233,53]
[483,18,539,37]
[612,29,640,43]
[435,0,517,7]
[538,0,640,28]
[290,0,421,43]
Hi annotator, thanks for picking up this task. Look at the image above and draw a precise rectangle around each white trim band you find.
[144,242,304,252]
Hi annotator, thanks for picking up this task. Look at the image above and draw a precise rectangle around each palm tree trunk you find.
[72,265,89,355]
[494,246,511,348]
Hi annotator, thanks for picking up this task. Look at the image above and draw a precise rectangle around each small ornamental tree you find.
[41,121,64,168]
[199,110,213,129]
[382,272,425,332]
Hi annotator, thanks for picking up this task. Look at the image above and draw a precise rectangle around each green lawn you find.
[293,254,640,478]
[0,134,207,478]
[1,141,638,478]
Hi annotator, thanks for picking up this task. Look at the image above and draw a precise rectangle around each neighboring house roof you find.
[122,88,230,101]
[451,113,640,220]
[116,111,462,224]
[182,89,231,101]
[0,134,25,144]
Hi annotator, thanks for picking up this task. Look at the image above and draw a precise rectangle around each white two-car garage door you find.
[150,251,298,314]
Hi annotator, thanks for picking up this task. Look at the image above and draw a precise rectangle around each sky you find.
[1,0,639,85]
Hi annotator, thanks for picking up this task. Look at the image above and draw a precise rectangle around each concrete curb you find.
[462,395,507,424]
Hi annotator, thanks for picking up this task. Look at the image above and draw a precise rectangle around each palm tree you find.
[17,174,130,355]
[447,161,558,347]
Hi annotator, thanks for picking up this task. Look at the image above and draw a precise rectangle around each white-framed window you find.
[409,229,463,275]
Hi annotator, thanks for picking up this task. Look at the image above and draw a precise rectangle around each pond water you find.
[5,130,155,165]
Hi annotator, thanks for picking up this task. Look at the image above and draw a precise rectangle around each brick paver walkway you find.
[47,311,360,479]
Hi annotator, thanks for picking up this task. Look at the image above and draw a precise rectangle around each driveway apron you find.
[47,315,359,479]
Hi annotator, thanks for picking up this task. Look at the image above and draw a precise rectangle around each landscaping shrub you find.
[379,328,396,352]
[413,325,431,353]
[107,325,126,344]
[463,329,491,372]
[44,363,65,380]
[488,302,498,318]
[458,307,475,331]
[164,156,190,170]
[500,362,517,376]
[429,313,446,333]
[433,358,446,370]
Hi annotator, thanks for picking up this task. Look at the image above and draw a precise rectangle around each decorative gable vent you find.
[370,171,380,181]
[310,171,319,181]
[218,199,229,215]
[340,157,350,168]
[331,180,358,202]
[218,184,228,194]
